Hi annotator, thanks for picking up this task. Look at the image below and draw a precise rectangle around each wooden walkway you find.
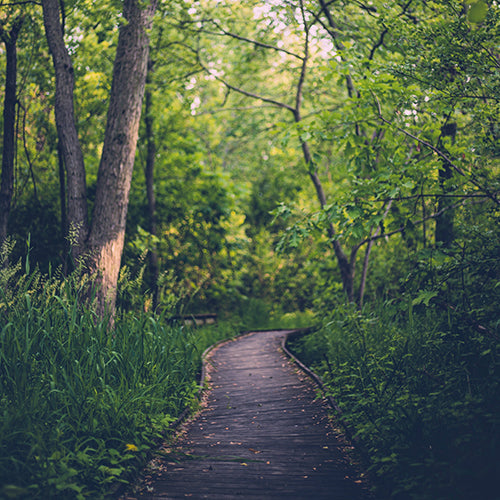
[122,330,374,499]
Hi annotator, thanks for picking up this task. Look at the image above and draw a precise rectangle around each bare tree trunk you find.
[42,0,89,259]
[88,0,157,317]
[435,162,454,247]
[292,5,356,302]
[301,139,355,301]
[435,123,456,248]
[357,200,393,307]
[0,16,24,244]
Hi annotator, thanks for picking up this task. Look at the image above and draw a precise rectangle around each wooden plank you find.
[121,330,375,499]
[168,313,217,327]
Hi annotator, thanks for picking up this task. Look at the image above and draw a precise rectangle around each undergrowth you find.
[289,219,500,499]
[289,299,500,499]
[0,241,236,498]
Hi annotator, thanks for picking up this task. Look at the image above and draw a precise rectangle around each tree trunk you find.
[435,162,454,247]
[435,123,456,248]
[357,200,393,307]
[87,0,157,317]
[42,0,89,260]
[144,58,160,311]
[0,16,24,244]
[300,138,355,301]
[57,140,68,273]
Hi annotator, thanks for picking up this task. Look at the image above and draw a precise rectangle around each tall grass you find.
[289,300,500,500]
[0,243,235,498]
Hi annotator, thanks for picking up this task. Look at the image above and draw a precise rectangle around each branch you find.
[209,21,304,61]
[351,199,393,264]
[372,92,500,206]
[368,1,413,61]
[368,26,388,61]
[316,0,358,99]
[197,59,295,113]
[195,104,281,116]
[0,1,41,5]
[294,0,310,119]
[355,199,393,306]
[351,0,378,14]
[380,193,494,201]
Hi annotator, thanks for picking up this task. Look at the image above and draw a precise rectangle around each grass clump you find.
[0,243,235,498]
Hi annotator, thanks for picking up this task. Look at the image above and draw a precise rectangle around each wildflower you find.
[125,443,138,452]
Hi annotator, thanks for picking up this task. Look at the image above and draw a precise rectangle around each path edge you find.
[282,329,376,494]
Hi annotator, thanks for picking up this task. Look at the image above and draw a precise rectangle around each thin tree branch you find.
[368,26,388,60]
[316,0,358,98]
[196,104,281,116]
[294,0,310,119]
[356,199,393,306]
[197,59,295,113]
[0,1,41,5]
[209,21,304,60]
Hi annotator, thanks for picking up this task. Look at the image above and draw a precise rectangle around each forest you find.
[0,0,499,498]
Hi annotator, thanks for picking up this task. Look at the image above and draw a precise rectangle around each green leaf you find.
[412,290,439,306]
[467,1,488,23]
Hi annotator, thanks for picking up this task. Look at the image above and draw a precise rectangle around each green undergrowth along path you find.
[0,261,235,499]
[289,301,500,500]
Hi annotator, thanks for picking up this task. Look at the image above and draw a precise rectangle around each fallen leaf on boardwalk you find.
[241,462,248,466]
[248,448,261,454]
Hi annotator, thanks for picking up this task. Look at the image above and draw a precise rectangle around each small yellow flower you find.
[125,443,138,452]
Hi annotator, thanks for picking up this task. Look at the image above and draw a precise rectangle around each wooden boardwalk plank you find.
[122,330,374,499]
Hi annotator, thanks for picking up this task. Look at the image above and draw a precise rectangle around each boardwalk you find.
[124,330,373,499]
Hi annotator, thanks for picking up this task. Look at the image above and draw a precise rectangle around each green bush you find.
[289,298,500,499]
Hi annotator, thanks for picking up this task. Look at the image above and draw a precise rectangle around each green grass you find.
[0,257,236,498]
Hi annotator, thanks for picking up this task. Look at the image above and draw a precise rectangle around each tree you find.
[183,0,388,303]
[86,0,158,316]
[184,0,499,306]
[42,0,158,315]
[0,13,24,244]
[42,0,88,259]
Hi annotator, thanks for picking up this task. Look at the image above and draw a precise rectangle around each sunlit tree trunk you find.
[87,0,157,317]
[0,16,24,244]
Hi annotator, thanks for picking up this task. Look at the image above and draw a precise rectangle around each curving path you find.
[123,330,374,499]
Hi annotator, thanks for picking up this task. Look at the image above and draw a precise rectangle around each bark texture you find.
[42,0,89,258]
[0,16,24,244]
[88,0,157,316]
